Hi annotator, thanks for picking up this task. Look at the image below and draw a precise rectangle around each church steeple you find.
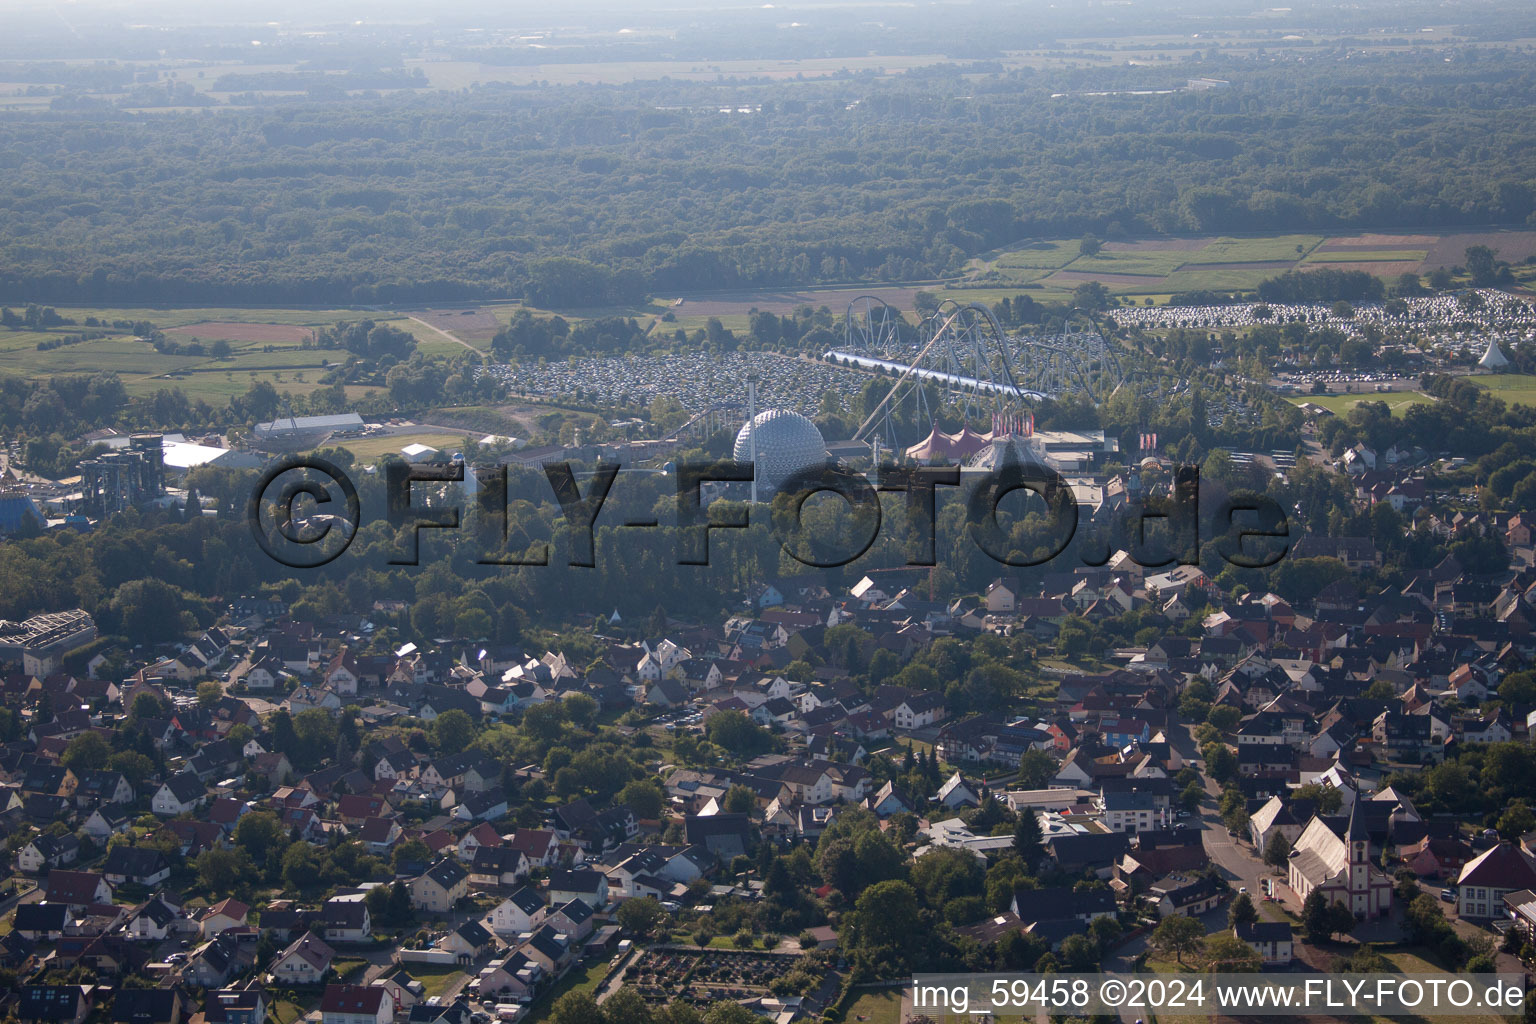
[1346,794,1368,864]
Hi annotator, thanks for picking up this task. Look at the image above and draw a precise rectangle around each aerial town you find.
[8,1,1536,1023]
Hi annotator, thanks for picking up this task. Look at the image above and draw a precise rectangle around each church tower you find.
[1346,795,1370,912]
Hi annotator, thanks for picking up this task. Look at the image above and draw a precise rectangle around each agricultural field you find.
[965,228,1536,300]
[0,305,482,405]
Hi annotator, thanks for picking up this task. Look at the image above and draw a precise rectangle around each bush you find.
[799,930,819,950]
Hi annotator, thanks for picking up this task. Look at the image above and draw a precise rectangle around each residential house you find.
[319,986,391,1024]
[152,774,208,817]
[104,846,172,888]
[197,898,250,939]
[487,887,547,937]
[1234,921,1294,966]
[546,869,608,910]
[410,859,469,914]
[267,934,335,985]
[184,934,247,988]
[18,985,91,1024]
[110,989,188,1024]
[320,898,371,943]
[44,870,112,911]
[17,834,80,873]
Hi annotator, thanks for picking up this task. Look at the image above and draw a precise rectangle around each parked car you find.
[1440,888,1456,902]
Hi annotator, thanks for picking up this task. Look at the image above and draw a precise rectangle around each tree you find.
[197,681,223,708]
[842,880,922,966]
[1228,892,1258,929]
[1079,233,1103,257]
[1465,245,1500,286]
[1205,932,1262,972]
[1263,832,1292,870]
[599,988,652,1024]
[706,710,773,758]
[432,709,475,755]
[233,811,287,864]
[387,880,413,924]
[282,842,319,891]
[1058,933,1100,971]
[910,847,985,909]
[546,992,604,1024]
[1204,744,1238,785]
[618,778,665,821]
[196,847,252,895]
[1291,783,1343,816]
[1151,915,1204,965]
[61,731,110,772]
[616,897,669,938]
[108,751,154,787]
[1328,900,1357,940]
[1302,892,1332,942]
[1205,705,1241,733]
[130,692,168,721]
[722,784,756,815]
[1013,809,1044,868]
[1501,801,1536,839]
[1180,782,1205,815]
[1016,749,1055,789]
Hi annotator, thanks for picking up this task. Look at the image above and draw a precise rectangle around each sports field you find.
[1471,373,1536,407]
[1287,391,1436,417]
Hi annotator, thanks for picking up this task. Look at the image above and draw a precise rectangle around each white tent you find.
[1479,337,1511,370]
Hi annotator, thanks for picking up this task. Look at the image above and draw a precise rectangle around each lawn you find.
[408,963,468,999]
[332,957,369,980]
[270,1002,306,1024]
[332,431,471,464]
[844,989,903,1024]
[522,960,604,1024]
[1471,372,1536,408]
[1287,391,1435,416]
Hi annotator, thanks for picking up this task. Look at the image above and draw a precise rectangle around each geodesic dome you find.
[733,408,827,496]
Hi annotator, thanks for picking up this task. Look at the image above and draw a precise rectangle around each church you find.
[1286,798,1393,918]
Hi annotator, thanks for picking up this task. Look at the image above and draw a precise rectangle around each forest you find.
[1,45,1535,307]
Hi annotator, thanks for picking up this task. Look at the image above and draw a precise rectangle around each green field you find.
[334,431,471,464]
[1180,234,1326,263]
[1305,249,1429,263]
[966,229,1450,300]
[993,239,1085,269]
[406,964,468,999]
[1070,250,1192,277]
[1471,372,1536,407]
[1288,391,1436,416]
[522,960,604,1024]
[844,989,904,1024]
[0,305,474,405]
